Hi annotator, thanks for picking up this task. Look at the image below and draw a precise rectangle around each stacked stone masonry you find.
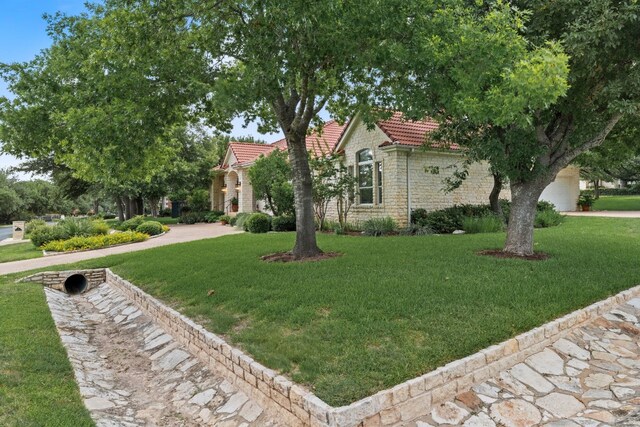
[23,269,640,426]
[19,269,105,293]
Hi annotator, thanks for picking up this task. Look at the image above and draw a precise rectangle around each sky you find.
[0,0,292,179]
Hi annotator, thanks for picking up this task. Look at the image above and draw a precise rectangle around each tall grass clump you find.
[462,215,504,234]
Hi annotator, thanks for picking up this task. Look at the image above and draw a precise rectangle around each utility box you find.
[12,221,25,240]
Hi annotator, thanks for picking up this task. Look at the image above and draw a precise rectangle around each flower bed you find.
[41,230,149,252]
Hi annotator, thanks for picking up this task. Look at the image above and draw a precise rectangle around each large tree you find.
[0,3,202,212]
[366,0,639,256]
[109,0,417,258]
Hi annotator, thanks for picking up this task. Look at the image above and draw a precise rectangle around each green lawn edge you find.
[0,272,94,426]
[4,216,639,407]
[0,242,43,264]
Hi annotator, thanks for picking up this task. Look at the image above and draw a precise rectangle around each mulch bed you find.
[261,251,342,263]
[477,249,550,261]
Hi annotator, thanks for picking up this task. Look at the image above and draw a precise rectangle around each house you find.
[211,113,580,226]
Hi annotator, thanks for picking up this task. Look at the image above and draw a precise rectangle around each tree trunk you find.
[594,180,600,199]
[125,196,133,219]
[136,197,144,216]
[287,133,322,259]
[93,199,100,215]
[503,179,548,256]
[149,198,159,217]
[116,196,125,221]
[489,172,503,217]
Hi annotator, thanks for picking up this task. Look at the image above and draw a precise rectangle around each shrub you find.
[272,215,296,232]
[187,189,210,212]
[25,219,46,234]
[181,211,205,224]
[229,216,238,226]
[119,215,146,231]
[102,213,117,220]
[90,219,110,236]
[410,208,429,225]
[219,215,231,224]
[245,213,272,233]
[362,217,397,236]
[400,223,434,236]
[204,211,224,223]
[159,208,172,217]
[536,200,556,212]
[30,226,68,248]
[535,210,565,228]
[462,215,504,234]
[234,212,252,230]
[136,221,164,236]
[58,218,97,237]
[41,231,148,252]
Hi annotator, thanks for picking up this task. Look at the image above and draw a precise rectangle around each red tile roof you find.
[228,142,277,165]
[377,112,458,150]
[271,120,348,157]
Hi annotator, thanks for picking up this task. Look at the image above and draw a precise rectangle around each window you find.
[357,149,373,204]
[376,161,383,204]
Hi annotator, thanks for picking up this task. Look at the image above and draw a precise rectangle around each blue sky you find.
[0,0,288,178]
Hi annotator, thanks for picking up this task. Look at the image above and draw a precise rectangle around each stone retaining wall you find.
[22,268,640,426]
[18,269,105,294]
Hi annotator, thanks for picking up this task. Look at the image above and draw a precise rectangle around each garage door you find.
[539,176,578,212]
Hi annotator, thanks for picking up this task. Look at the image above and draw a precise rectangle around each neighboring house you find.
[212,113,580,225]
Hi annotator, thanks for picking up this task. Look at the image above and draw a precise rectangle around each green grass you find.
[0,274,94,426]
[0,242,42,264]
[593,195,640,211]
[50,216,638,406]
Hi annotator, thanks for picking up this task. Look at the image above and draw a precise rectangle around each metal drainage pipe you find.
[64,274,88,295]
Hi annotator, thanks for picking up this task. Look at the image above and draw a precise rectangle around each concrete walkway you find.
[565,211,640,218]
[0,224,242,276]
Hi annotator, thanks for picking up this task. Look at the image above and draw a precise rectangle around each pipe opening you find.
[64,274,88,295]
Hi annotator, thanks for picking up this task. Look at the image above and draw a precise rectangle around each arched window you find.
[357,149,374,204]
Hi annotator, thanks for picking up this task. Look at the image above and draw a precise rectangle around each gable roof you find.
[228,142,276,164]
[377,112,439,147]
[271,120,348,157]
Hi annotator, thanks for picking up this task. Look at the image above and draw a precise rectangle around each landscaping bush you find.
[204,211,224,223]
[187,189,210,212]
[41,231,148,252]
[119,215,146,231]
[234,212,252,230]
[136,221,164,236]
[219,215,231,225]
[229,216,238,226]
[90,219,110,236]
[272,215,296,232]
[102,213,117,220]
[181,211,205,224]
[57,218,99,237]
[535,210,565,228]
[599,187,640,196]
[25,219,46,235]
[410,208,429,225]
[400,223,434,236]
[245,213,272,233]
[462,215,504,234]
[536,200,556,212]
[362,217,397,236]
[159,208,172,217]
[30,226,68,248]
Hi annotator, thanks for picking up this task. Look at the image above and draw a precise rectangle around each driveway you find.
[0,226,13,241]
[565,210,640,218]
[0,223,243,276]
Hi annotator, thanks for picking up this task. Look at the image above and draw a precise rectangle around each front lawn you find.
[593,195,640,211]
[0,242,42,264]
[59,216,640,406]
[0,274,93,426]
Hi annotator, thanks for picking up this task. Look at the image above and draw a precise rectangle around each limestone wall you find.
[17,269,106,294]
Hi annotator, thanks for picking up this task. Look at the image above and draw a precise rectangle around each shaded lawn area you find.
[50,217,640,406]
[593,195,640,211]
[0,274,94,426]
[0,242,42,264]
